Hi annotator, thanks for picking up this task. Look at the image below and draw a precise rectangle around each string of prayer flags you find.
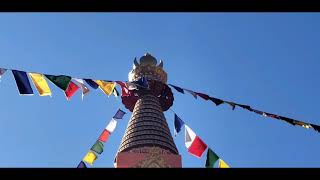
[12,70,34,95]
[185,125,208,158]
[113,109,126,120]
[169,83,320,134]
[169,84,184,94]
[95,80,116,96]
[91,140,104,155]
[45,75,71,91]
[64,81,79,100]
[73,78,90,100]
[77,161,87,168]
[174,113,185,136]
[29,72,52,96]
[78,109,126,167]
[84,79,99,89]
[205,148,219,168]
[218,159,230,168]
[82,150,97,165]
[0,68,7,82]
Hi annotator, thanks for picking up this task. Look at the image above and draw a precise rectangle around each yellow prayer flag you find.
[95,80,116,96]
[219,159,230,168]
[29,73,52,96]
[83,150,97,165]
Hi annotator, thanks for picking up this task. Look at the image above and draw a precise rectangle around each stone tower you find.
[114,53,182,168]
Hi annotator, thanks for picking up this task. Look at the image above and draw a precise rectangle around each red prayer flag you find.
[99,129,110,142]
[188,136,208,158]
[115,81,130,96]
[64,81,79,100]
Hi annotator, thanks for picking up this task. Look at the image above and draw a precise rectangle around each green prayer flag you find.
[45,75,71,91]
[205,148,219,168]
[91,140,104,154]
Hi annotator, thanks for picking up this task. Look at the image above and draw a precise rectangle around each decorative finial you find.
[140,53,157,66]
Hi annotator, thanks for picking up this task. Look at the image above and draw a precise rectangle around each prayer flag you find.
[84,79,99,89]
[77,161,87,168]
[184,89,197,99]
[205,148,219,168]
[12,70,34,95]
[64,81,79,100]
[95,80,116,96]
[73,78,90,99]
[115,81,130,96]
[196,92,210,101]
[91,140,104,155]
[106,118,117,133]
[174,114,185,136]
[209,97,224,106]
[113,109,126,120]
[185,125,208,158]
[98,129,110,142]
[83,150,97,165]
[218,159,230,168]
[29,73,52,96]
[45,75,71,91]
[169,84,184,94]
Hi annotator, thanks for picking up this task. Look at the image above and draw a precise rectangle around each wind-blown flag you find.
[73,78,90,99]
[84,79,99,89]
[64,81,79,100]
[174,114,185,136]
[196,92,210,101]
[218,159,230,168]
[169,84,184,94]
[184,89,197,99]
[77,161,87,168]
[113,109,126,120]
[106,118,117,133]
[29,73,52,96]
[206,148,219,168]
[311,124,320,133]
[236,103,253,111]
[12,70,34,95]
[45,75,71,91]
[91,140,104,155]
[113,88,119,97]
[95,80,116,96]
[115,81,130,96]
[185,125,208,158]
[0,68,7,82]
[83,150,97,165]
[98,129,110,142]
[209,97,224,106]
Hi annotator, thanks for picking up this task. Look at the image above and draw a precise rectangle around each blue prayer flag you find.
[113,109,126,119]
[12,70,34,95]
[174,114,185,136]
[169,84,184,94]
[84,79,99,89]
[77,161,87,168]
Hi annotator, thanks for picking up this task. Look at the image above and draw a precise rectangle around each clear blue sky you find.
[0,13,319,168]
